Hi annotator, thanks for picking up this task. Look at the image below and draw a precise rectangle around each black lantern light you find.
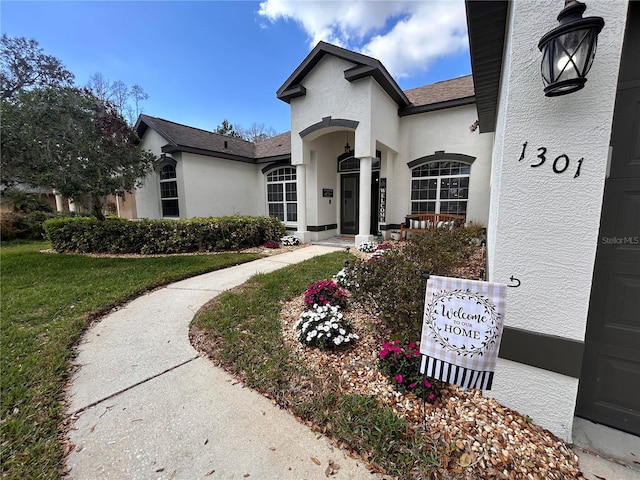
[538,0,604,97]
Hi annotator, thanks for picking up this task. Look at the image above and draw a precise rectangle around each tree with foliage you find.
[214,119,245,139]
[0,34,74,99]
[1,87,156,219]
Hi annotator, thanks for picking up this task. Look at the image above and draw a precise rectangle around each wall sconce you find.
[538,0,604,97]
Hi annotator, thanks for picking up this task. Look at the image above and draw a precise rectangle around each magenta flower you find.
[423,380,431,388]
[394,374,403,383]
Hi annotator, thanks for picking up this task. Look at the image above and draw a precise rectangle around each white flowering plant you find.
[281,235,300,246]
[333,267,358,291]
[293,304,359,350]
[358,241,378,253]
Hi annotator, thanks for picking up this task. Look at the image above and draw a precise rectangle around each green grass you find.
[192,252,439,478]
[0,241,263,480]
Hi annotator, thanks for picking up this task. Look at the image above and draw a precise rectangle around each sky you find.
[1,0,471,135]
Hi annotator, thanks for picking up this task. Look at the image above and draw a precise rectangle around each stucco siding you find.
[180,154,260,218]
[486,0,628,441]
[384,105,493,227]
[290,56,373,165]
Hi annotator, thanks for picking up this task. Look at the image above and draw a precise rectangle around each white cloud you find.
[258,0,468,79]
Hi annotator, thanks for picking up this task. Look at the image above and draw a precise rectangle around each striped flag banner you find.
[419,275,506,390]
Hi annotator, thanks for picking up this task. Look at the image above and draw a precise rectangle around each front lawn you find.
[0,241,262,480]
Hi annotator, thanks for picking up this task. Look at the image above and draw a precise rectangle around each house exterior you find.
[466,0,639,449]
[131,0,638,449]
[132,42,494,246]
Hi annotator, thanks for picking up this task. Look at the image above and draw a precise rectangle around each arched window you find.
[337,150,381,172]
[159,164,179,217]
[410,161,470,216]
[266,167,297,224]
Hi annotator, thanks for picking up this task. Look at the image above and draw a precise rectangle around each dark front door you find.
[341,174,359,235]
[576,2,640,435]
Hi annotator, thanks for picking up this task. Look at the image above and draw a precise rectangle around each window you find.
[337,150,382,172]
[410,161,470,216]
[266,167,297,223]
[159,164,179,217]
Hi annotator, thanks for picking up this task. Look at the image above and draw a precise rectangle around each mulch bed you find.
[193,243,586,479]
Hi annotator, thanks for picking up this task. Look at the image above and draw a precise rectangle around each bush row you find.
[0,211,63,241]
[43,216,287,254]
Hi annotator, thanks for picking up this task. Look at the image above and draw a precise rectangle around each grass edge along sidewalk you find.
[0,241,263,480]
[191,251,440,478]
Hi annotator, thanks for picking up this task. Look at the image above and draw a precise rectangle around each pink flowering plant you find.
[378,339,441,403]
[304,279,349,310]
[263,239,280,249]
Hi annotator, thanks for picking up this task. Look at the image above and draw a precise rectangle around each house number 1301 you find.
[518,141,583,178]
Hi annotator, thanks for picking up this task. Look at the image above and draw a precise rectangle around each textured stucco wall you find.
[486,0,628,441]
[290,56,373,166]
[385,105,494,227]
[136,128,259,219]
[136,129,173,219]
[180,154,259,218]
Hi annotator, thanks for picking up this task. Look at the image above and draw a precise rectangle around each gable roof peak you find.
[277,41,410,108]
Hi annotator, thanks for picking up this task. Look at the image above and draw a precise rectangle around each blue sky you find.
[1,1,471,135]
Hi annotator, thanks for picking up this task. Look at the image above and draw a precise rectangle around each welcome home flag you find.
[419,275,506,390]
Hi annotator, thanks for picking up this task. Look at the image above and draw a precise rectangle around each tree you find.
[241,122,278,143]
[213,119,244,139]
[1,87,156,219]
[0,34,74,99]
[86,74,148,124]
[214,119,278,142]
[130,84,149,121]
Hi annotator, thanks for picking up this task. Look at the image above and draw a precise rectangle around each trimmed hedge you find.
[43,216,287,254]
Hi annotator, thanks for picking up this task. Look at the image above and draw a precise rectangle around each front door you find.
[576,2,640,435]
[341,174,359,235]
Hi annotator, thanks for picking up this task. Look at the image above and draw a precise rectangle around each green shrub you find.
[0,211,62,241]
[346,227,481,338]
[0,188,53,214]
[43,215,287,254]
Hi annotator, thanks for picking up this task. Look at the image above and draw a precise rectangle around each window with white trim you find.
[410,161,470,216]
[159,164,179,217]
[266,167,297,224]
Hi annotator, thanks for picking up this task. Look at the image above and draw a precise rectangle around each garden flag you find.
[419,276,506,390]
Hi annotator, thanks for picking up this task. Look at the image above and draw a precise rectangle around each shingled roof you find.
[136,114,291,163]
[136,74,476,164]
[400,75,476,116]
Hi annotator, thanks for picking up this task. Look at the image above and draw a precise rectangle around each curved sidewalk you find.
[65,246,377,480]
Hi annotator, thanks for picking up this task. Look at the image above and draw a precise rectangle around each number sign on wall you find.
[518,141,583,178]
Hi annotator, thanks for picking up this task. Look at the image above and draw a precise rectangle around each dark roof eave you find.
[344,65,410,107]
[255,154,292,164]
[161,145,256,164]
[137,114,178,148]
[465,0,509,133]
[278,85,307,104]
[399,96,476,117]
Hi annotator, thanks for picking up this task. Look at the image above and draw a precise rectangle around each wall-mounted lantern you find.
[538,0,604,97]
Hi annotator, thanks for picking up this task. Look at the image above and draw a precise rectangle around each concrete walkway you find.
[64,244,638,480]
[65,245,376,480]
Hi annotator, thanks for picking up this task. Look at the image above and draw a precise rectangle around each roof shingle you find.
[404,75,475,107]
